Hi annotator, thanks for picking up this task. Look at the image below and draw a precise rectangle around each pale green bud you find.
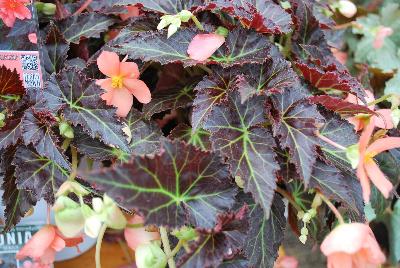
[84,215,103,238]
[280,1,291,9]
[0,112,5,128]
[299,234,307,244]
[42,3,57,16]
[300,226,309,236]
[135,242,167,268]
[308,208,317,218]
[346,144,360,169]
[56,180,90,197]
[234,176,245,189]
[167,24,179,38]
[179,10,193,22]
[302,212,312,223]
[157,15,173,30]
[59,121,74,139]
[34,2,45,12]
[297,211,305,220]
[54,196,85,238]
[215,26,229,37]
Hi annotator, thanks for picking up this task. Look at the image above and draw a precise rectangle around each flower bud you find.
[102,194,127,229]
[299,235,307,244]
[302,212,312,223]
[0,112,5,128]
[338,0,357,18]
[54,196,85,238]
[84,215,103,238]
[59,121,74,139]
[297,211,305,220]
[301,226,309,236]
[135,242,167,268]
[56,181,90,197]
[42,3,57,16]
[34,2,45,12]
[157,15,173,30]
[345,144,360,169]
[179,10,193,22]
[215,26,229,37]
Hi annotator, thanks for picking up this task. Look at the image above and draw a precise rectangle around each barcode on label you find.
[23,73,41,88]
[21,54,39,71]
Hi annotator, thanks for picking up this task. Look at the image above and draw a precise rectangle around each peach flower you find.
[373,26,393,49]
[0,0,32,28]
[275,255,299,268]
[96,51,151,117]
[321,223,385,268]
[356,118,400,202]
[120,5,140,21]
[187,33,225,61]
[345,90,394,131]
[124,215,160,251]
[16,225,81,266]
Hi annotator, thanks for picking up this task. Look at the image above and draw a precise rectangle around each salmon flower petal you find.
[358,117,375,153]
[96,51,151,117]
[110,87,133,117]
[0,0,32,27]
[321,223,385,268]
[187,33,225,61]
[123,78,151,104]
[97,51,121,77]
[365,161,393,198]
[124,215,160,251]
[373,109,394,129]
[120,62,140,79]
[28,33,37,44]
[366,137,400,155]
[357,165,371,203]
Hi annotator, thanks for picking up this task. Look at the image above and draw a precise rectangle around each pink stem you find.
[46,204,51,225]
[316,132,346,151]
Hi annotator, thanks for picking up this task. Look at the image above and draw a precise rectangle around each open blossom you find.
[373,26,393,49]
[321,223,385,268]
[356,118,400,202]
[96,51,151,117]
[187,33,225,61]
[345,90,394,131]
[0,0,32,28]
[16,225,82,267]
[120,5,140,21]
[124,215,160,251]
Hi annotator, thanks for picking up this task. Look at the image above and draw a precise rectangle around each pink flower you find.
[373,26,393,49]
[187,33,225,61]
[0,0,32,28]
[120,5,140,21]
[345,90,394,131]
[274,255,299,268]
[16,225,66,266]
[96,51,151,117]
[28,33,37,44]
[356,118,400,202]
[124,215,160,251]
[321,223,385,268]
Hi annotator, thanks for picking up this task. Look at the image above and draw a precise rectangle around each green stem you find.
[95,224,107,268]
[367,94,392,106]
[160,227,176,268]
[62,138,71,151]
[319,193,345,224]
[315,131,346,151]
[191,16,204,31]
[275,187,303,213]
[168,240,184,259]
